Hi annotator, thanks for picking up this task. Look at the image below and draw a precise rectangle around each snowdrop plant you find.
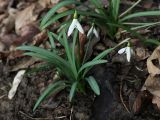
[17,27,125,111]
[40,0,160,45]
[67,11,84,37]
[87,23,99,39]
[118,42,133,62]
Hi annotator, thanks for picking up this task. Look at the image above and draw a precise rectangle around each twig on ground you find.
[119,66,132,113]
[19,111,52,120]
[0,94,6,99]
[70,106,73,120]
[120,78,130,113]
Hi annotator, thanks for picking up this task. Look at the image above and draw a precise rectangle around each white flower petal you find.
[87,26,94,38]
[118,47,126,54]
[67,19,77,37]
[93,28,99,38]
[75,20,84,34]
[126,47,131,62]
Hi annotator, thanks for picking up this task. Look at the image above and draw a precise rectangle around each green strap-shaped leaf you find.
[69,82,78,102]
[17,46,67,66]
[50,32,65,46]
[78,60,107,75]
[62,30,78,79]
[41,9,105,29]
[48,31,56,50]
[33,81,66,111]
[85,76,100,95]
[120,11,160,22]
[111,0,120,20]
[93,48,113,60]
[40,0,80,27]
[23,52,74,79]
[41,10,75,30]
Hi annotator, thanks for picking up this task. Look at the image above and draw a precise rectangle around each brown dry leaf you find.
[38,0,51,8]
[135,47,150,61]
[143,75,160,98]
[32,30,48,46]
[10,24,40,51]
[11,57,39,72]
[0,41,5,51]
[1,14,15,34]
[7,50,24,60]
[152,96,160,109]
[0,14,7,23]
[0,34,18,49]
[147,46,160,76]
[141,0,153,9]
[132,92,142,113]
[15,4,39,35]
[0,0,9,13]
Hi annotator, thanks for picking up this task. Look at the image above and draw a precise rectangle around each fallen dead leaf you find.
[132,92,143,113]
[15,4,38,35]
[10,24,40,51]
[152,96,160,109]
[1,12,15,34]
[0,0,9,13]
[11,57,39,72]
[38,0,51,8]
[0,34,18,49]
[8,70,26,99]
[147,46,160,76]
[0,41,5,51]
[32,30,48,46]
[143,75,160,98]
[135,47,150,61]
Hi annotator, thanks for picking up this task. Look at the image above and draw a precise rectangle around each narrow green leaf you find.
[78,60,107,74]
[90,0,103,9]
[69,82,78,102]
[49,32,64,46]
[33,81,66,111]
[41,9,105,29]
[144,39,160,46]
[111,0,120,20]
[41,10,75,29]
[23,52,74,79]
[62,30,78,79]
[89,0,105,15]
[123,21,160,26]
[17,46,67,66]
[82,48,113,77]
[72,29,79,72]
[120,11,160,22]
[93,48,114,60]
[17,46,75,79]
[130,22,160,30]
[48,31,56,50]
[85,76,100,95]
[40,0,80,27]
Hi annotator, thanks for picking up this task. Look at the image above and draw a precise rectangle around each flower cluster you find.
[67,11,99,38]
[68,11,133,62]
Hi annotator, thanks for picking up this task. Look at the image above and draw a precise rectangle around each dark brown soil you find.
[1,62,160,120]
[0,63,93,120]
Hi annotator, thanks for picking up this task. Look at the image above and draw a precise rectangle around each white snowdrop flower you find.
[87,25,99,39]
[67,11,84,37]
[118,42,133,62]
